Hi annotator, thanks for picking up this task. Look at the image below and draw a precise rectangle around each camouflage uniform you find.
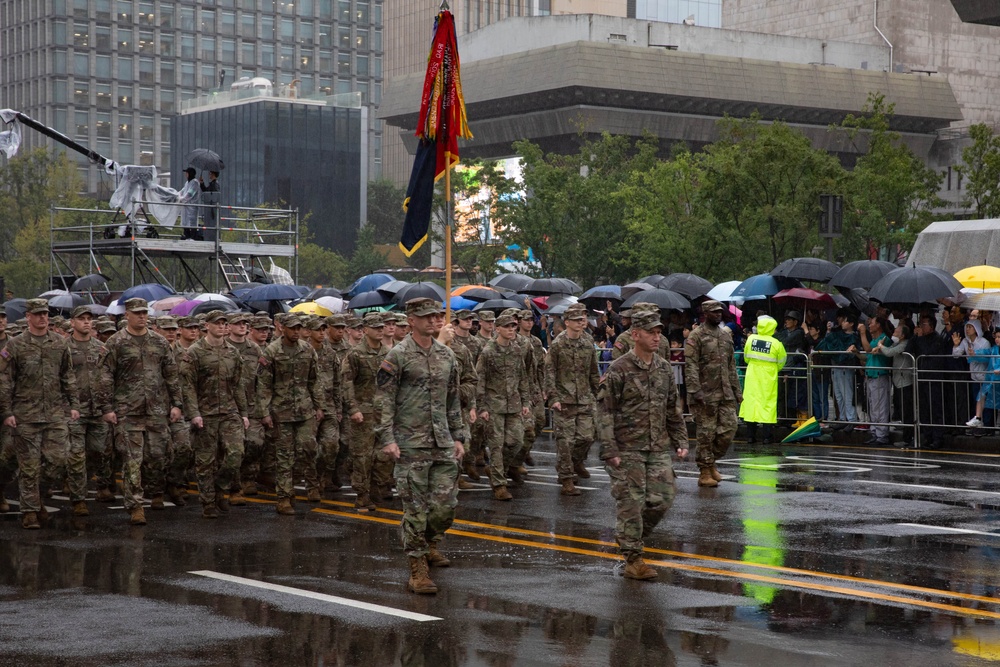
[545,318,600,483]
[0,307,79,514]
[476,327,530,490]
[328,322,353,486]
[598,339,687,563]
[375,317,467,558]
[516,312,547,466]
[259,325,325,501]
[227,334,266,492]
[449,340,478,430]
[684,304,741,472]
[342,322,392,502]
[312,325,343,491]
[67,332,110,501]
[179,328,248,507]
[98,317,182,511]
[0,333,16,505]
[165,336,195,496]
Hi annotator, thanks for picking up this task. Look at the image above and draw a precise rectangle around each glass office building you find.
[631,0,721,27]
[0,0,383,195]
[171,98,365,253]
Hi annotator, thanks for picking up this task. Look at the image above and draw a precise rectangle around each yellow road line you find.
[225,489,1000,610]
[311,507,1000,620]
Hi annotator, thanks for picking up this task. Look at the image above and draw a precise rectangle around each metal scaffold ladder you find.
[217,253,250,291]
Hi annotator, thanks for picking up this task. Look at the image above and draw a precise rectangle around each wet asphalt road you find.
[4,438,1000,666]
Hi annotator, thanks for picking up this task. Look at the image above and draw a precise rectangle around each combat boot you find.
[523,452,535,466]
[307,488,322,503]
[574,462,591,479]
[72,501,89,517]
[37,504,49,521]
[507,467,524,486]
[463,459,481,481]
[202,504,219,519]
[710,465,723,483]
[623,557,658,581]
[166,486,187,507]
[427,544,451,567]
[457,478,474,490]
[493,486,513,501]
[354,494,373,512]
[275,498,295,515]
[149,494,165,510]
[21,512,40,530]
[407,556,438,594]
[0,496,9,513]
[697,468,718,487]
[560,480,581,496]
[216,495,231,513]
[242,481,259,497]
[95,488,116,502]
[229,491,247,506]
[129,506,147,526]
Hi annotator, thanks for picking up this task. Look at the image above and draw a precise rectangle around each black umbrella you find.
[841,287,879,317]
[621,288,690,311]
[376,280,411,295]
[185,148,225,172]
[242,283,301,302]
[771,257,840,283]
[655,273,714,299]
[4,299,27,321]
[472,299,525,312]
[523,277,582,295]
[868,266,963,305]
[304,287,343,300]
[579,285,623,309]
[828,260,900,291]
[456,287,506,302]
[44,291,87,310]
[393,282,446,304]
[638,274,666,286]
[489,273,533,291]
[348,290,393,309]
[621,282,654,300]
[189,300,241,317]
[542,294,578,312]
[70,273,110,292]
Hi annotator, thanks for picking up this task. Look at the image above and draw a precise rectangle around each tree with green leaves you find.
[956,123,1000,219]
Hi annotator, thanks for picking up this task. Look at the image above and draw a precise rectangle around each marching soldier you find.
[685,300,742,488]
[66,306,110,515]
[179,311,249,518]
[598,308,689,579]
[376,298,468,594]
[165,316,199,506]
[306,317,342,498]
[226,312,265,502]
[516,310,546,470]
[0,299,80,529]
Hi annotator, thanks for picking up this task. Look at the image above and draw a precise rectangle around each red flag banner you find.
[400,9,472,257]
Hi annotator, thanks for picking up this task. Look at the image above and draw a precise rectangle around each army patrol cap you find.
[406,297,443,317]
[477,310,495,322]
[517,309,534,321]
[701,300,725,313]
[177,316,198,328]
[632,310,664,331]
[251,315,272,329]
[51,316,66,328]
[362,312,385,328]
[284,314,304,328]
[97,321,117,333]
[563,304,588,321]
[496,312,518,327]
[346,314,362,329]
[116,320,127,330]
[452,308,474,321]
[158,316,179,329]
[70,305,94,319]
[60,320,73,332]
[273,313,287,326]
[326,313,348,327]
[629,302,658,314]
[227,312,250,325]
[124,298,149,313]
[204,310,228,324]
[25,299,49,314]
[305,317,326,331]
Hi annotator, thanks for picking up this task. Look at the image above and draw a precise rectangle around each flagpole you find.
[445,151,452,322]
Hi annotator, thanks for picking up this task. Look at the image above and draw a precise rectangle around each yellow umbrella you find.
[290,301,333,317]
[954,265,1000,290]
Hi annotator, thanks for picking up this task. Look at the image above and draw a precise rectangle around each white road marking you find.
[189,570,441,622]
[866,480,1000,496]
[523,480,599,491]
[828,452,1000,469]
[2,500,58,514]
[898,523,1000,538]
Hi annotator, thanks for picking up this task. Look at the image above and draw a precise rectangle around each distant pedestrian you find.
[179,167,201,240]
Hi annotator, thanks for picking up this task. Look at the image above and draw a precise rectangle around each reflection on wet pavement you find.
[3,442,1000,665]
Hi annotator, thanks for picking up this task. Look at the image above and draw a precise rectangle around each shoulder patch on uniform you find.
[613,341,624,350]
[376,358,397,387]
[258,356,269,366]
[0,349,9,359]
[379,359,396,374]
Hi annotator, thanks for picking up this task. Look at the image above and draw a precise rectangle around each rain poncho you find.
[958,319,991,383]
[739,316,787,424]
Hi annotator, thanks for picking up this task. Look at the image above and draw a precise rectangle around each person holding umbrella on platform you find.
[178,167,202,240]
[200,171,221,243]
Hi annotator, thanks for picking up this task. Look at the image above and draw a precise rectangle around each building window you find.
[138,30,155,53]
[118,55,133,81]
[73,21,89,48]
[182,62,195,86]
[319,0,332,19]
[160,4,174,28]
[138,57,154,83]
[161,33,174,57]
[118,84,133,108]
[96,83,112,109]
[338,26,351,49]
[337,52,350,74]
[355,28,367,49]
[161,59,176,84]
[54,50,68,75]
[201,35,216,60]
[96,25,112,50]
[73,0,89,18]
[201,9,217,32]
[181,35,195,59]
[338,0,350,23]
[261,16,275,40]
[356,54,368,76]
[96,112,112,139]
[261,44,275,67]
[221,10,236,34]
[137,1,155,25]
[75,110,90,138]
[74,53,89,76]
[202,65,217,88]
[118,28,133,52]
[356,1,368,24]
[118,0,133,24]
[96,0,111,21]
[221,38,237,62]
[161,89,175,113]
[301,19,315,46]
[119,116,133,139]
[96,54,112,78]
[242,42,256,65]
[280,46,294,69]
[281,18,295,40]
[74,81,89,106]
[52,79,69,103]
[139,87,154,110]
[180,6,195,31]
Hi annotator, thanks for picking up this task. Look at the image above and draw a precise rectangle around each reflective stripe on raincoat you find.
[739,315,787,424]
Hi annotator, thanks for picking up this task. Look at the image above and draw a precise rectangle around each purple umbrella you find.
[169,300,202,317]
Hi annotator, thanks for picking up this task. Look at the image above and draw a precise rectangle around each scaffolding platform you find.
[50,204,299,294]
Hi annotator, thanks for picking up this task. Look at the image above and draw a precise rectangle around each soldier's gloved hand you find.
[382,442,401,461]
[191,416,204,429]
[691,391,705,405]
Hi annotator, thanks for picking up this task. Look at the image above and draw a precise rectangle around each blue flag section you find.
[400,139,437,257]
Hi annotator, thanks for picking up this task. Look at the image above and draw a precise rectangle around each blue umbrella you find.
[449,296,478,311]
[242,283,302,302]
[731,274,800,302]
[346,273,394,297]
[120,283,175,303]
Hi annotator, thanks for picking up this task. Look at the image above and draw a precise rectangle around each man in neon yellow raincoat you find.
[740,315,786,444]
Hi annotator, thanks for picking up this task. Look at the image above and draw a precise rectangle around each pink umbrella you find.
[150,296,188,313]
[773,287,838,311]
[168,299,202,317]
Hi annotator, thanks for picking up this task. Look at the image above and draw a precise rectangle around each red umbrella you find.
[773,287,837,310]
